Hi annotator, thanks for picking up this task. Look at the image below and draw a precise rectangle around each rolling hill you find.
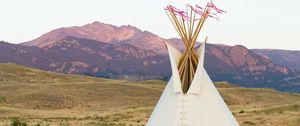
[0,64,299,126]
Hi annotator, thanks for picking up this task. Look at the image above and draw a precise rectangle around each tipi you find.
[147,2,240,126]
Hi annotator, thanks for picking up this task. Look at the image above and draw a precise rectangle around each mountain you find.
[204,44,300,91]
[1,38,170,81]
[2,38,300,92]
[167,38,300,91]
[1,21,300,92]
[41,36,170,80]
[252,49,300,71]
[22,21,167,54]
[0,41,52,70]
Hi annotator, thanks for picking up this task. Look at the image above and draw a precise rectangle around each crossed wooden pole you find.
[165,4,211,94]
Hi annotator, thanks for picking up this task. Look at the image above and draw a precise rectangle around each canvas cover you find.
[146,43,239,126]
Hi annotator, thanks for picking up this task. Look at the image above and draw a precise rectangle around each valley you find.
[0,64,299,126]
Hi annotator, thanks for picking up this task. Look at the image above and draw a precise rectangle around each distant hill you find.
[0,21,300,92]
[252,49,300,71]
[0,63,106,84]
[0,63,299,126]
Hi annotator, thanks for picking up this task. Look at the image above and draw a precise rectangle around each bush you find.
[243,121,256,125]
[0,96,6,103]
[11,118,27,126]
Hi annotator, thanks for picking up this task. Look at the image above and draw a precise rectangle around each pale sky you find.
[0,0,299,50]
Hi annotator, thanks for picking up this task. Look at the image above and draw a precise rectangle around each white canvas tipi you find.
[146,42,240,126]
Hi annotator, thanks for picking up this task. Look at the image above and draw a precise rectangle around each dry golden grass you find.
[0,64,299,126]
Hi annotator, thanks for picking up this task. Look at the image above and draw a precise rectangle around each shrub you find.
[0,96,6,103]
[11,118,27,126]
[243,121,256,125]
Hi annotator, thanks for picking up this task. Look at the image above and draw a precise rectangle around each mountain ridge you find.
[252,49,300,72]
[22,21,168,54]
[1,21,300,92]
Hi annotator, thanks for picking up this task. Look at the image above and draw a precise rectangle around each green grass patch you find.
[243,121,256,125]
[253,104,300,114]
[0,96,6,103]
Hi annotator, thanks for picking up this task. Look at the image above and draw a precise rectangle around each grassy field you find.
[0,63,300,126]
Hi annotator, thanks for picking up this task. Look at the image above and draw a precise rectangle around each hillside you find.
[0,63,108,84]
[0,39,170,81]
[253,49,300,71]
[0,64,300,126]
[204,44,300,92]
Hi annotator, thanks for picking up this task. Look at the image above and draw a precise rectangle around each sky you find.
[0,0,299,50]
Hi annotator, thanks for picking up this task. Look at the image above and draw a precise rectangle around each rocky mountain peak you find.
[21,21,167,54]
